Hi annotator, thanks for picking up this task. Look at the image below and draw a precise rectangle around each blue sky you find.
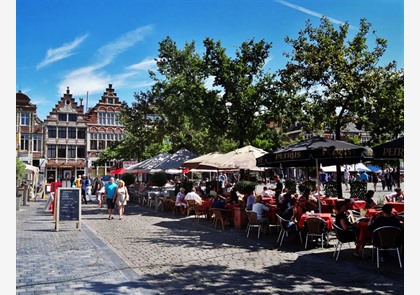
[16,0,405,121]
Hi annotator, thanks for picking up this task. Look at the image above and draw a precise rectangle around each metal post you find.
[22,180,28,206]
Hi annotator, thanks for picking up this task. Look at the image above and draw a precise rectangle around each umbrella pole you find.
[316,159,321,213]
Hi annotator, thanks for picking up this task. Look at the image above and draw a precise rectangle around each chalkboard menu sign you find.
[55,188,81,231]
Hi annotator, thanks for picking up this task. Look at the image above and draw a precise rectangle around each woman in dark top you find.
[364,190,377,209]
[335,199,360,256]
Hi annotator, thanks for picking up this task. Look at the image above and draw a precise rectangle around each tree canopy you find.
[98,17,403,166]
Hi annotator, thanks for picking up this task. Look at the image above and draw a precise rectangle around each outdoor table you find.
[352,200,366,210]
[386,202,404,212]
[298,213,333,230]
[320,197,338,213]
[265,206,281,224]
[320,197,338,206]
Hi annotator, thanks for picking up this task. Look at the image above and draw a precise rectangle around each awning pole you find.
[316,159,321,212]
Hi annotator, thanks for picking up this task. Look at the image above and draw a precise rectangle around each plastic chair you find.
[371,226,403,268]
[276,214,301,247]
[304,216,328,249]
[211,208,231,230]
[245,210,262,239]
[332,222,357,261]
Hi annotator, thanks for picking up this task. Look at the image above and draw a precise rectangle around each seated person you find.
[296,195,318,221]
[364,190,377,209]
[230,186,239,204]
[279,192,293,213]
[211,195,226,209]
[184,187,203,205]
[252,195,270,226]
[175,187,187,214]
[335,199,360,256]
[368,203,403,232]
[280,198,298,230]
[385,188,404,202]
[261,186,275,198]
[245,192,256,210]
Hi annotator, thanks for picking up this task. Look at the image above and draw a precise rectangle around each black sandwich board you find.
[55,187,81,231]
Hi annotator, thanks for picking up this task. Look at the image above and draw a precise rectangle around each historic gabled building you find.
[86,84,125,176]
[16,90,44,168]
[43,87,88,185]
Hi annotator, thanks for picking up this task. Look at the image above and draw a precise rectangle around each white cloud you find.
[96,25,154,67]
[274,0,357,29]
[126,58,157,71]
[36,34,88,69]
[56,25,155,100]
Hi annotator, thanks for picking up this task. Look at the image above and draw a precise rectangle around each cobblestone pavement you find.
[17,191,404,295]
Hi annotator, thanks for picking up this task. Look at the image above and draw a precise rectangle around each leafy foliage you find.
[235,180,256,195]
[16,158,26,187]
[94,17,403,168]
[324,181,338,197]
[350,181,368,199]
[298,180,316,194]
[284,178,297,194]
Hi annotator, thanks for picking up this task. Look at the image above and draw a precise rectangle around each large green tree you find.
[279,17,404,197]
[281,17,403,141]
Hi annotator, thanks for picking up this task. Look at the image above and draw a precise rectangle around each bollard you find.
[16,188,21,211]
[23,182,29,206]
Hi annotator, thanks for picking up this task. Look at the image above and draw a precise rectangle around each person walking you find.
[371,172,379,192]
[343,168,350,191]
[105,177,118,220]
[115,180,129,220]
[81,175,91,204]
[75,175,82,188]
[384,169,394,191]
[92,175,105,208]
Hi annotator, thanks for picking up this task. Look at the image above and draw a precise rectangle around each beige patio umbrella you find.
[198,145,268,170]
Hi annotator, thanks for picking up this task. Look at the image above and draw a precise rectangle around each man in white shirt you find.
[184,187,203,205]
[252,195,270,225]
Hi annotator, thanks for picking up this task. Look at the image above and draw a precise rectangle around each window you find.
[20,113,30,125]
[68,114,77,122]
[106,113,114,125]
[68,145,76,158]
[47,145,56,158]
[98,140,106,150]
[90,140,97,150]
[77,146,86,158]
[20,134,30,150]
[57,145,66,157]
[48,126,57,138]
[33,134,42,152]
[115,113,122,126]
[68,127,76,139]
[98,112,106,125]
[108,98,114,104]
[77,128,86,139]
[58,113,67,121]
[58,127,67,138]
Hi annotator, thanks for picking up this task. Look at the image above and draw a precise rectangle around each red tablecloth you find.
[320,197,338,206]
[352,200,366,210]
[319,198,339,213]
[356,219,372,249]
[365,207,398,217]
[265,206,282,224]
[386,202,404,212]
[298,213,333,230]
